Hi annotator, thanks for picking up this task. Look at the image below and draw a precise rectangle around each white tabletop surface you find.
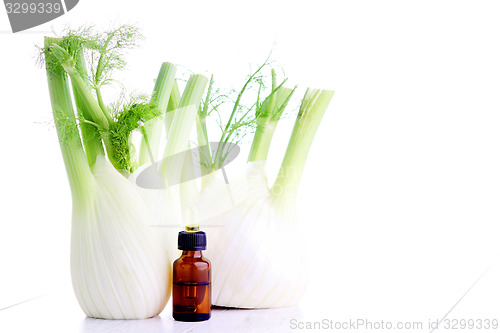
[1,260,499,333]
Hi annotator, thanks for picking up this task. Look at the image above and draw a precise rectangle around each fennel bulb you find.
[199,88,334,308]
[45,35,172,319]
[199,162,307,308]
[44,31,209,319]
[71,156,170,319]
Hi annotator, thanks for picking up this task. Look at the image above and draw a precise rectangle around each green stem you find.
[196,75,214,189]
[45,37,94,203]
[248,85,295,162]
[248,70,276,162]
[213,61,268,168]
[196,114,212,189]
[268,69,277,116]
[93,30,114,113]
[247,122,279,162]
[95,88,108,115]
[48,44,125,170]
[162,74,208,185]
[271,88,334,203]
[196,114,209,151]
[72,50,105,166]
[49,44,112,129]
[165,80,181,137]
[71,70,113,127]
[138,62,177,165]
[167,81,181,111]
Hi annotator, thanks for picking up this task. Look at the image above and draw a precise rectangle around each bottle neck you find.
[181,250,203,258]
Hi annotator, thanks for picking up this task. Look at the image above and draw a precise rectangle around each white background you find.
[1,0,500,331]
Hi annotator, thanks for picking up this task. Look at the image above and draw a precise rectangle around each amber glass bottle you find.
[172,226,211,321]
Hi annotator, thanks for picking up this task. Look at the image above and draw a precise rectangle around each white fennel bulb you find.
[71,156,170,319]
[44,36,176,319]
[44,29,209,319]
[200,162,308,308]
[198,88,334,308]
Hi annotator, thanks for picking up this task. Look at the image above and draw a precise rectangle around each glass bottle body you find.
[172,250,211,321]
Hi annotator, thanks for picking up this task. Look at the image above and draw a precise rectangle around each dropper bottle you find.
[172,225,211,321]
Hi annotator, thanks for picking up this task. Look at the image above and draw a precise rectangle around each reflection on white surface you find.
[0,289,305,333]
[0,261,499,333]
[80,316,169,333]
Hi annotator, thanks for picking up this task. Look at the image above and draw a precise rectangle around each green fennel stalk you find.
[138,62,177,165]
[45,37,95,203]
[71,49,105,166]
[272,88,335,203]
[162,74,208,184]
[166,80,181,135]
[196,75,215,186]
[247,69,295,162]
